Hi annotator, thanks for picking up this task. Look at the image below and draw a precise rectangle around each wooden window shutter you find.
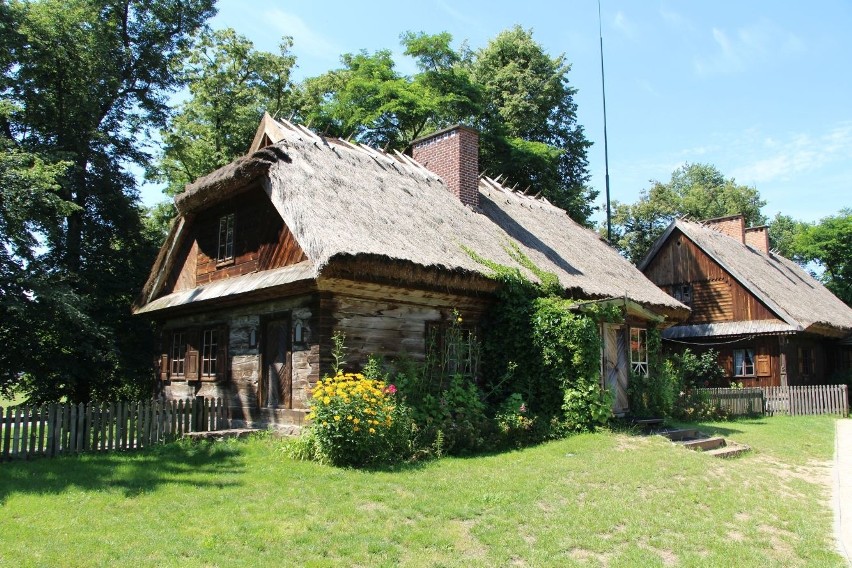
[159,331,170,381]
[217,325,229,382]
[756,347,771,377]
[185,329,200,381]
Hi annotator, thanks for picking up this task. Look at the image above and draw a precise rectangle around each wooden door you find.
[603,324,629,414]
[263,319,292,409]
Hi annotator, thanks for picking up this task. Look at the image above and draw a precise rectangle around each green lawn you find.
[0,415,843,567]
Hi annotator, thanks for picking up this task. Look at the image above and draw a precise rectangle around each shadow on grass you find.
[0,440,246,503]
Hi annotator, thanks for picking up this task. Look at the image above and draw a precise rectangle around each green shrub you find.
[669,349,728,421]
[562,380,613,432]
[305,371,412,467]
[494,393,537,447]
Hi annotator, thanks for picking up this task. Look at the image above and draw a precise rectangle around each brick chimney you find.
[411,125,479,209]
[704,214,745,243]
[745,226,770,253]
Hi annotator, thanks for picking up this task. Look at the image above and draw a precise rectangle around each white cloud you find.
[265,9,341,62]
[731,123,852,184]
[613,11,636,38]
[694,19,804,76]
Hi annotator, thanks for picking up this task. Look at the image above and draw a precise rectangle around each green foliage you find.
[610,163,767,262]
[767,212,809,260]
[494,393,536,448]
[305,371,412,467]
[153,28,298,196]
[795,209,852,306]
[471,26,595,220]
[2,0,215,402]
[669,349,728,421]
[330,330,348,375]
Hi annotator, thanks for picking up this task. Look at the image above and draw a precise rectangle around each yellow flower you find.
[347,415,352,421]
[353,426,360,432]
[323,396,330,404]
[369,428,375,434]
[334,415,341,421]
[353,418,360,424]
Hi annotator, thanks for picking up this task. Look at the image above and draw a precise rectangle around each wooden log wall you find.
[0,398,227,461]
[643,230,777,324]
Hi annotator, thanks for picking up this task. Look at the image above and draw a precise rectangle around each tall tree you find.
[610,163,766,264]
[2,0,215,402]
[767,212,809,259]
[471,26,594,221]
[298,32,480,150]
[795,209,852,306]
[153,28,298,199]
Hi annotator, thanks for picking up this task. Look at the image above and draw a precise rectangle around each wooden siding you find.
[317,281,490,371]
[644,229,778,324]
[160,186,307,296]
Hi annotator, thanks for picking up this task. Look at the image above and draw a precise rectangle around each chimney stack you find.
[411,125,479,209]
[745,226,770,254]
[704,214,745,243]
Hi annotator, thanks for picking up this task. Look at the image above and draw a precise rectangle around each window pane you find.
[201,329,218,377]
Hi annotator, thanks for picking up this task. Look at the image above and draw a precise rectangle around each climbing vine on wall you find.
[465,244,622,432]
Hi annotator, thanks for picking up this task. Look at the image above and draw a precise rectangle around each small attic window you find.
[217,213,235,262]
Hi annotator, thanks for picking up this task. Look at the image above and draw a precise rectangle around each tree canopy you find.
[610,163,767,263]
[1,0,216,402]
[795,209,852,307]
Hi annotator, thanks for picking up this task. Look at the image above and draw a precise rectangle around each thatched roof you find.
[644,219,852,336]
[138,118,687,319]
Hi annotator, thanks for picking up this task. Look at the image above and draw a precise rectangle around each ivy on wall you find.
[465,244,621,431]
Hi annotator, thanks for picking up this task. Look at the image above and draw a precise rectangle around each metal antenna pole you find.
[598,0,612,242]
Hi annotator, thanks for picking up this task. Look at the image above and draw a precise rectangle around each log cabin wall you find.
[316,278,491,374]
[643,230,778,324]
[157,294,317,430]
[161,185,307,295]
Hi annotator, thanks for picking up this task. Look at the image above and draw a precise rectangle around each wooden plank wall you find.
[159,186,308,295]
[0,398,227,461]
[643,230,777,324]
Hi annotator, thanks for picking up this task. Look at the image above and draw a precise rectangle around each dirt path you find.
[834,419,852,564]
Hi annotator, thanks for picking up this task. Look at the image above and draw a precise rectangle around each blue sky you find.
[144,0,852,225]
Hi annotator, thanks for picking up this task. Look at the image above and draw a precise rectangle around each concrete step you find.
[183,428,261,441]
[658,428,702,442]
[678,436,727,452]
[705,443,751,459]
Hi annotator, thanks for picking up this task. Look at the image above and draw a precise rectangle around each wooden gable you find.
[643,228,780,325]
[159,185,307,297]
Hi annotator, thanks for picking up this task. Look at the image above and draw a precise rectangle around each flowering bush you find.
[495,393,537,448]
[307,371,411,467]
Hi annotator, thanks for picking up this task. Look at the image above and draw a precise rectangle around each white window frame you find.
[733,349,755,377]
[217,213,235,262]
[630,328,648,376]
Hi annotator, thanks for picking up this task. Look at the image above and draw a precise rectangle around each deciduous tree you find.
[610,163,766,263]
[1,0,215,402]
[795,209,852,306]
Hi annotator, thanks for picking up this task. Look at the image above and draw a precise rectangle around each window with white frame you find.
[201,329,219,378]
[217,213,235,262]
[630,328,648,376]
[733,349,755,376]
[170,331,186,376]
[672,284,692,305]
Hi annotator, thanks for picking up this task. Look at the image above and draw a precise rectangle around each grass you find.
[0,391,25,409]
[0,415,843,567]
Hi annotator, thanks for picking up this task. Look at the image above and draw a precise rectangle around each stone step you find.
[183,428,261,441]
[658,428,702,442]
[678,436,727,452]
[705,443,751,459]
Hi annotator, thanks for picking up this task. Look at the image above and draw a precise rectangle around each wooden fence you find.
[702,388,765,416]
[700,385,848,417]
[0,398,227,461]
